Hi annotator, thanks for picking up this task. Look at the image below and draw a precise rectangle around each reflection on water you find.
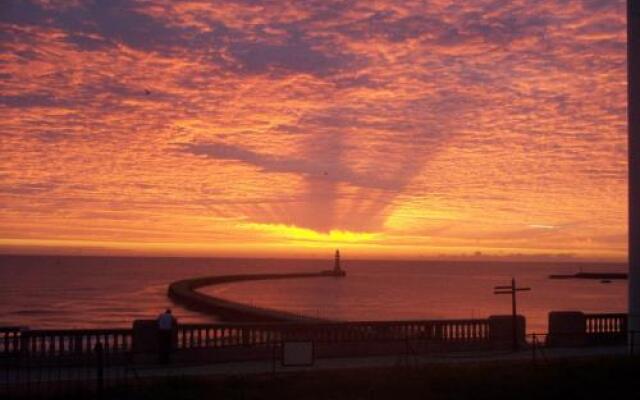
[0,255,627,333]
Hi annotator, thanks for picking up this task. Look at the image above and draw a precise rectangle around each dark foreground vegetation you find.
[9,356,640,400]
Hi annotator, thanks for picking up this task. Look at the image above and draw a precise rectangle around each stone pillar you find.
[489,315,525,350]
[132,320,160,354]
[547,311,587,347]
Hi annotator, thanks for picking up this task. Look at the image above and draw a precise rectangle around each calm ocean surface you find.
[0,255,627,333]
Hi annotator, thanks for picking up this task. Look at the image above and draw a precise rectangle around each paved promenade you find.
[119,345,630,378]
[1,345,629,385]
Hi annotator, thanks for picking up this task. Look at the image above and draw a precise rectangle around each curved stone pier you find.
[168,272,342,322]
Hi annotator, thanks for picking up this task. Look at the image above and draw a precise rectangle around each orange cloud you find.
[0,0,627,260]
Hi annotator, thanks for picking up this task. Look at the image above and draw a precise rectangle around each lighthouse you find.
[333,249,346,276]
[321,249,346,276]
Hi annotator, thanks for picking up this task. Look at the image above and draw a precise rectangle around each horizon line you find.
[0,251,627,265]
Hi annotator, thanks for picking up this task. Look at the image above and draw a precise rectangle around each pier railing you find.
[585,313,627,344]
[0,327,24,355]
[547,312,628,347]
[0,313,632,398]
[176,319,491,349]
[0,328,132,357]
[3,313,631,358]
[22,328,132,356]
[1,318,491,357]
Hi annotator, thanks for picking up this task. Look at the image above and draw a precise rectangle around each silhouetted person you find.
[157,308,176,364]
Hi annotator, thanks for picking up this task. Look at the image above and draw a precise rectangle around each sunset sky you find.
[0,0,628,260]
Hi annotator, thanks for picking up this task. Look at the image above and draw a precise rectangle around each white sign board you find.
[282,341,314,366]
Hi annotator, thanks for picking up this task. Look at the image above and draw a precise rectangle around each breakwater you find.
[548,272,628,280]
[168,272,342,322]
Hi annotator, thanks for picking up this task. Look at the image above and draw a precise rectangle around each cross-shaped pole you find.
[494,277,531,351]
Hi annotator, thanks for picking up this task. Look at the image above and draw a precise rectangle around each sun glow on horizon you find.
[0,0,628,261]
[239,223,382,246]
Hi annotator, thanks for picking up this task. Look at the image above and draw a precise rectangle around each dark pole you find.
[511,278,518,351]
[494,279,529,352]
[629,0,640,347]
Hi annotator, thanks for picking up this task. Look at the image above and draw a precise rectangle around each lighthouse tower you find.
[334,249,341,273]
[333,249,346,276]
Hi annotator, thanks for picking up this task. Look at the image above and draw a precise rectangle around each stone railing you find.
[547,311,627,347]
[0,327,132,357]
[0,326,24,354]
[1,316,517,361]
[176,318,493,349]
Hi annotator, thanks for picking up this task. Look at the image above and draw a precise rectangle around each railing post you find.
[11,330,17,353]
[95,341,104,400]
[242,327,250,346]
[531,334,536,364]
[74,335,83,353]
[19,330,30,357]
